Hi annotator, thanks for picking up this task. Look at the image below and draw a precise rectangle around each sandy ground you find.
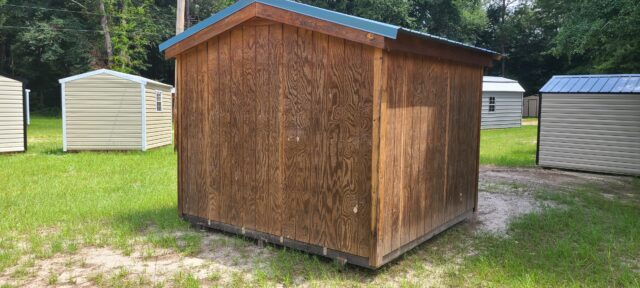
[1,167,635,287]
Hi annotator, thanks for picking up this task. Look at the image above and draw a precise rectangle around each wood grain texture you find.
[218,32,232,225]
[229,28,243,227]
[242,24,257,230]
[376,50,482,260]
[254,24,270,233]
[174,21,485,266]
[207,38,220,222]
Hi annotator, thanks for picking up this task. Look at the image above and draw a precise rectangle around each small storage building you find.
[160,0,499,268]
[0,74,26,153]
[481,76,525,129]
[522,94,539,117]
[538,74,640,176]
[59,69,173,152]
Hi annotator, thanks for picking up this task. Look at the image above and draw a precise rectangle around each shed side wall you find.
[0,75,24,153]
[177,21,373,258]
[539,93,640,175]
[145,83,173,149]
[64,74,142,150]
[378,51,483,259]
[481,91,522,129]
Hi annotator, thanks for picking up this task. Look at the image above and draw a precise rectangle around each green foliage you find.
[544,0,640,73]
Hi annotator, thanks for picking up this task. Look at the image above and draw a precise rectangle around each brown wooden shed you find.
[160,0,499,268]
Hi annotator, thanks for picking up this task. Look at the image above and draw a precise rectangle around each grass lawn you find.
[1,116,638,287]
[480,125,538,167]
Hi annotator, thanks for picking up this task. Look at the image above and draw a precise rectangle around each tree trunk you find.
[99,0,113,67]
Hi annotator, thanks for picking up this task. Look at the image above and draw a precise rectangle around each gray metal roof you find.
[540,74,640,94]
[159,0,499,57]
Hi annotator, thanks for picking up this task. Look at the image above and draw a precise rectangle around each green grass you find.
[1,116,638,287]
[448,187,640,287]
[480,125,538,167]
[0,115,188,271]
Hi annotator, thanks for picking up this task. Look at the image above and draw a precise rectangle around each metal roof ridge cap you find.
[255,0,400,38]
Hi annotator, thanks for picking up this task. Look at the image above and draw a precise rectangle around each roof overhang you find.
[58,69,172,88]
[160,0,500,67]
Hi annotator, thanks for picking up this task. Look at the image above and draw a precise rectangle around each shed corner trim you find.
[140,83,147,151]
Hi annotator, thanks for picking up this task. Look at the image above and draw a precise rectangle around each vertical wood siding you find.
[539,93,640,175]
[377,51,482,258]
[0,76,24,153]
[481,92,523,129]
[145,83,173,149]
[64,74,142,150]
[177,22,373,257]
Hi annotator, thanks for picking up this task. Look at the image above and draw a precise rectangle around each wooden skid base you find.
[182,210,472,269]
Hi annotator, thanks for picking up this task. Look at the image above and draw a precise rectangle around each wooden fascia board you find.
[255,3,386,48]
[164,3,258,59]
[384,34,496,68]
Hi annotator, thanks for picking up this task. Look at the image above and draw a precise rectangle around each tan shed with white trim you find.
[59,69,173,151]
[0,74,26,153]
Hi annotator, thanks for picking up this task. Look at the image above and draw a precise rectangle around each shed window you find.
[488,97,496,112]
[155,91,163,112]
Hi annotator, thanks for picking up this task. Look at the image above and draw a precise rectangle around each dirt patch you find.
[0,233,275,287]
[470,166,637,234]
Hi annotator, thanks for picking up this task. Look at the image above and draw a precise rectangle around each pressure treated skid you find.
[163,0,497,268]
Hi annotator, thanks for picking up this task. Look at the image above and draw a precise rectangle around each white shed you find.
[0,74,26,153]
[538,74,640,176]
[481,76,525,129]
[59,69,173,152]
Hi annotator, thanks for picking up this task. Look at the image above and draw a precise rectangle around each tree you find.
[542,0,640,73]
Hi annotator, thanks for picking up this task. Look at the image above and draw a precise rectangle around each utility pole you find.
[175,0,185,152]
[177,0,186,34]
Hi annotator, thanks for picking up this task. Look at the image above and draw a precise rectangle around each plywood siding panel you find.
[378,52,481,258]
[64,74,141,151]
[0,76,24,153]
[177,23,373,258]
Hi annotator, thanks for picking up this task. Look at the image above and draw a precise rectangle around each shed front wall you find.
[177,21,373,258]
[0,76,24,153]
[481,91,522,129]
[375,51,482,264]
[539,93,640,175]
[64,74,142,150]
[145,83,173,149]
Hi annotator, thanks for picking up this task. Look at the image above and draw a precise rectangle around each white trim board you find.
[58,69,172,88]
[61,83,67,152]
[141,84,147,151]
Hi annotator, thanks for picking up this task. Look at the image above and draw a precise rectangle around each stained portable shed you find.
[0,74,26,153]
[160,0,499,268]
[481,76,525,129]
[538,75,640,176]
[59,69,173,152]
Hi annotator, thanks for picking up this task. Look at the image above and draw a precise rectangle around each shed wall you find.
[177,21,373,258]
[481,91,522,129]
[145,83,173,149]
[539,93,640,175]
[523,96,539,117]
[0,76,24,153]
[64,74,142,150]
[377,52,482,261]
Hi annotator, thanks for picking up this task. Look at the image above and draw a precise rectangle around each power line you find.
[0,25,104,33]
[0,3,174,24]
[0,25,165,36]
